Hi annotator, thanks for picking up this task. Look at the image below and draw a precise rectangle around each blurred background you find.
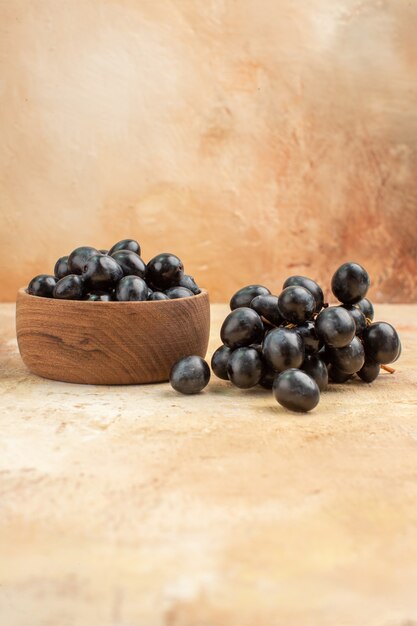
[0,0,416,302]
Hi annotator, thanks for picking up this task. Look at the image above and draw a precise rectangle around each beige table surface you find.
[0,303,417,626]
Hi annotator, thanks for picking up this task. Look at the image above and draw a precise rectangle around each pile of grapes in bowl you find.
[17,239,209,385]
[170,262,401,413]
[26,239,201,301]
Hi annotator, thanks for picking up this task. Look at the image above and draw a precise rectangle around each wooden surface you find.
[16,289,210,384]
[1,303,417,626]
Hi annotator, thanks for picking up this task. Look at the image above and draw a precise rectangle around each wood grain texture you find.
[16,288,210,384]
[1,303,417,625]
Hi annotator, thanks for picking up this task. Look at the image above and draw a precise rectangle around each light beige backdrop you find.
[0,0,416,302]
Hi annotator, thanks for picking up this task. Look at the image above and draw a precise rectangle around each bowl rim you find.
[17,286,208,305]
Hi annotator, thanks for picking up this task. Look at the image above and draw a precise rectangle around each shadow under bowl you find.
[16,287,210,385]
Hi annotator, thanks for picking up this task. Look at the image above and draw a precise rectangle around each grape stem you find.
[381,364,395,374]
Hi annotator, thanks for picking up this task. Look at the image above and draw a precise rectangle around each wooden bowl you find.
[16,288,210,385]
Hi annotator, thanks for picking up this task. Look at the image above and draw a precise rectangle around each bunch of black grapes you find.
[211,262,400,412]
[26,240,201,301]
[170,262,401,413]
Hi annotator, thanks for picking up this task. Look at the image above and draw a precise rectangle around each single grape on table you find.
[170,356,210,395]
